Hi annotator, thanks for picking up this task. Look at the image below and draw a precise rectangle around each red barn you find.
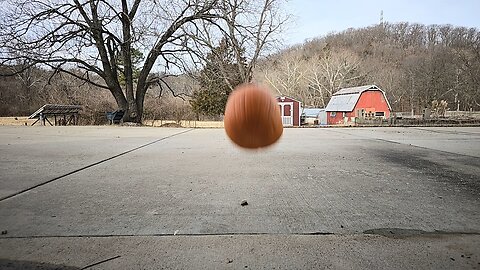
[325,85,391,125]
[276,96,301,127]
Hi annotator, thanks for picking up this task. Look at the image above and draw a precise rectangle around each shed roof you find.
[325,85,391,112]
[276,96,301,103]
[29,104,82,119]
[302,108,324,118]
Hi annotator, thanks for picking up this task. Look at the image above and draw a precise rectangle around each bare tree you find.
[302,51,355,107]
[309,49,365,106]
[220,0,289,82]
[8,59,45,108]
[256,41,367,108]
[0,0,218,122]
[185,0,289,90]
[262,49,307,99]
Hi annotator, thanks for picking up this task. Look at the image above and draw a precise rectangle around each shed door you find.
[278,102,293,126]
[284,104,291,116]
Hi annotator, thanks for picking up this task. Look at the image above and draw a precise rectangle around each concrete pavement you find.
[0,126,183,199]
[0,126,479,269]
[1,234,478,269]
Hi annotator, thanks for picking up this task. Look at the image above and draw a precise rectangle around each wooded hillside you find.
[255,23,480,113]
[1,22,479,121]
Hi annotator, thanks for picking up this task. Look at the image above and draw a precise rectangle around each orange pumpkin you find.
[224,83,283,149]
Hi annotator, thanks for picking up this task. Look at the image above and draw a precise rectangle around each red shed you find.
[276,96,302,127]
[325,85,391,125]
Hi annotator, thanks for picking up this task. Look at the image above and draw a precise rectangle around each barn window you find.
[331,112,336,117]
[342,112,346,117]
[375,112,385,117]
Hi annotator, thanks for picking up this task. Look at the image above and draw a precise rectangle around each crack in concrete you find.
[363,228,480,238]
[0,129,194,203]
[80,255,121,270]
[1,231,478,240]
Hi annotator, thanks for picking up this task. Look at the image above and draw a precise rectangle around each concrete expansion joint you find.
[1,230,479,240]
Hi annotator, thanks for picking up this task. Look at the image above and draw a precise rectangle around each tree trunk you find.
[123,99,139,122]
[134,86,146,123]
[109,86,128,112]
[121,0,138,123]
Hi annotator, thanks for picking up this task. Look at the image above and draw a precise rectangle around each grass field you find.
[0,117,35,126]
[0,117,224,128]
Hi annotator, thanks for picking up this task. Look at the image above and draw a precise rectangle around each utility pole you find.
[455,93,460,111]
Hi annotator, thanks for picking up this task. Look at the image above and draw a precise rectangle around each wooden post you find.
[45,117,53,126]
[31,118,40,126]
[68,114,74,125]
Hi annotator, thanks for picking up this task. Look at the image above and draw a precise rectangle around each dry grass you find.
[0,117,224,128]
[0,117,35,126]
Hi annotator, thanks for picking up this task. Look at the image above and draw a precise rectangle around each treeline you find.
[255,23,480,113]
[1,22,479,121]
[0,65,195,124]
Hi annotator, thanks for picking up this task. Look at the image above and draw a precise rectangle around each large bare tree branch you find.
[0,0,290,121]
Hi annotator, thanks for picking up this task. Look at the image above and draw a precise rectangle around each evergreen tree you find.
[190,39,247,117]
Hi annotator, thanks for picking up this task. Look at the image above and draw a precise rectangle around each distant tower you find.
[380,10,384,26]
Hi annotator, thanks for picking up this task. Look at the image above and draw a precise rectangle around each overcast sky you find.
[284,0,480,45]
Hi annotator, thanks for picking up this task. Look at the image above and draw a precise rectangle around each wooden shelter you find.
[29,104,82,126]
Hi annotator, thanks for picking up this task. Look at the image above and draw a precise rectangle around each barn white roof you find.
[325,94,361,112]
[325,85,391,112]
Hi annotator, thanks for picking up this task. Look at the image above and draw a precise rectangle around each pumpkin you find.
[224,83,283,149]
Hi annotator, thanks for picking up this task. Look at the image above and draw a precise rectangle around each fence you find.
[445,111,480,119]
[394,111,480,119]
[143,119,224,128]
